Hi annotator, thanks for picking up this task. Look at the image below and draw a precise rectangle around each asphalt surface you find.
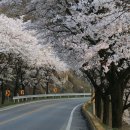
[0,98,91,130]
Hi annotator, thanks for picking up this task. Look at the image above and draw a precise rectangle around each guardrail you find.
[13,93,91,103]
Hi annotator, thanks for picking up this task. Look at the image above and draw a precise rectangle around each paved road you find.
[0,98,91,130]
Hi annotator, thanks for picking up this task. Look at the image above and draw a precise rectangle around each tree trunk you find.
[1,86,5,105]
[102,95,110,125]
[33,86,36,95]
[46,82,49,94]
[111,85,123,128]
[95,89,102,119]
[1,92,5,104]
[14,77,19,96]
[107,62,124,128]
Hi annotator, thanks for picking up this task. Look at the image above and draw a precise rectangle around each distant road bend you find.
[0,98,91,130]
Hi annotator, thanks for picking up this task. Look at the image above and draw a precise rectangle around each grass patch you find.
[0,98,41,108]
[87,103,93,113]
[0,100,15,108]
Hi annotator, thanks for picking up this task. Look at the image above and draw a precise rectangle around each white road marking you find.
[66,103,82,130]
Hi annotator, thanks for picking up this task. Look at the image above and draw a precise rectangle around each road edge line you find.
[66,103,82,130]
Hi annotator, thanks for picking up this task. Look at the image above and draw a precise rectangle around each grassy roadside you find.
[0,100,15,108]
[0,98,43,108]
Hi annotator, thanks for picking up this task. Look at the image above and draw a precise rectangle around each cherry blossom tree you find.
[0,0,130,128]
[0,13,68,103]
[26,0,130,128]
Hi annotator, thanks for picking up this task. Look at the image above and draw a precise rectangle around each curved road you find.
[0,98,90,130]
